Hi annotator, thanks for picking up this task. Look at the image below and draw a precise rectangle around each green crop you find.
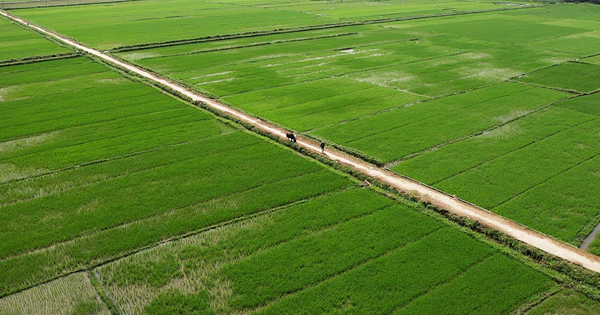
[527,289,600,315]
[516,62,600,93]
[5,3,600,314]
[258,228,494,315]
[0,58,352,297]
[224,207,442,309]
[395,254,555,315]
[0,17,70,62]
[315,83,568,162]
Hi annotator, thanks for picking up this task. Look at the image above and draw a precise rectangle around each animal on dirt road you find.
[286,132,297,143]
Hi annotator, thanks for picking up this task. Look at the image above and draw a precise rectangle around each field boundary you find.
[0,0,139,10]
[4,10,600,275]
[493,151,600,211]
[388,252,495,314]
[89,270,122,315]
[0,184,354,299]
[251,226,446,313]
[428,116,595,186]
[109,5,536,53]
[0,52,79,67]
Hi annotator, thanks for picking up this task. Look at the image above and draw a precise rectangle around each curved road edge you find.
[4,10,600,273]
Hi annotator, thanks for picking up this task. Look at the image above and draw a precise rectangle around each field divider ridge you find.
[0,52,80,67]
[89,270,122,315]
[385,251,496,315]
[384,97,590,170]
[427,116,596,187]
[0,184,355,299]
[0,130,231,187]
[250,226,446,313]
[108,5,538,53]
[5,10,600,273]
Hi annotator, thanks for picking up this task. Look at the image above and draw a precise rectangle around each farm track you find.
[5,11,600,273]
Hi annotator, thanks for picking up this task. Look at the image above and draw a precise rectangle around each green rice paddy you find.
[0,17,69,62]
[3,0,600,314]
[102,2,600,250]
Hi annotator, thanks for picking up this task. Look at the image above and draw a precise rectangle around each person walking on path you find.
[320,141,326,154]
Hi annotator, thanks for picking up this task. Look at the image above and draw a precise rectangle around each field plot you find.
[400,13,584,45]
[8,1,600,314]
[13,0,510,50]
[252,0,501,22]
[394,105,600,244]
[97,189,557,315]
[102,3,600,248]
[0,55,566,315]
[0,272,109,315]
[515,62,600,93]
[501,3,600,22]
[316,83,568,162]
[526,289,600,315]
[0,16,70,62]
[556,92,600,118]
[13,0,324,49]
[525,30,600,57]
[126,16,572,131]
[127,26,450,97]
[582,54,600,66]
[0,57,353,296]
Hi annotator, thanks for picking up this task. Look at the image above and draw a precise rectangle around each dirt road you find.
[4,10,600,273]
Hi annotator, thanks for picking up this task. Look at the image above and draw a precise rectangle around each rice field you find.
[5,0,600,314]
[95,189,557,314]
[13,0,510,50]
[0,16,70,62]
[0,54,575,314]
[0,272,109,315]
[0,57,353,296]
[93,2,600,251]
[526,289,600,315]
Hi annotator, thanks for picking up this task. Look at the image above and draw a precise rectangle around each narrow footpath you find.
[4,10,600,273]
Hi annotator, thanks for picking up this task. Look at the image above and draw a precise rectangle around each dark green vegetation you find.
[516,62,600,93]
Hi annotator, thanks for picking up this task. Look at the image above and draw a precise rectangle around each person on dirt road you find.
[320,142,325,154]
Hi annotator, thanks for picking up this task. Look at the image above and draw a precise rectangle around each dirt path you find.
[5,10,600,273]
